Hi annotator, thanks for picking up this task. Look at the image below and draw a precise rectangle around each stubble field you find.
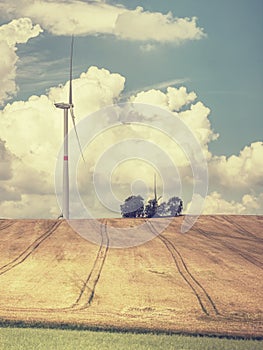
[0,215,262,339]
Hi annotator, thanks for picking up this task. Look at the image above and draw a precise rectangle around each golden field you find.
[0,215,262,338]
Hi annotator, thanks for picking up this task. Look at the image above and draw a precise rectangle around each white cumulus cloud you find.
[0,66,125,218]
[0,1,205,43]
[4,0,124,36]
[209,141,263,190]
[0,139,15,181]
[0,66,125,175]
[199,191,263,215]
[0,17,42,46]
[0,18,42,104]
[167,86,197,111]
[48,66,125,117]
[115,6,206,43]
[130,87,218,160]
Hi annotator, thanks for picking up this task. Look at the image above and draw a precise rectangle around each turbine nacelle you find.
[55,102,73,110]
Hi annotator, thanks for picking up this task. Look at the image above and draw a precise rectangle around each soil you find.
[0,215,262,338]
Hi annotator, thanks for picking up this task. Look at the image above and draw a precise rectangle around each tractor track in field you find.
[0,220,109,313]
[0,221,16,231]
[212,216,263,243]
[147,221,219,317]
[71,219,109,310]
[0,221,61,276]
[193,229,259,243]
[195,226,263,270]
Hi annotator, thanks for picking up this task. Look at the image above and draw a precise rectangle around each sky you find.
[0,0,262,218]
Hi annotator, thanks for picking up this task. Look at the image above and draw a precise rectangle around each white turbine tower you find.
[55,36,85,219]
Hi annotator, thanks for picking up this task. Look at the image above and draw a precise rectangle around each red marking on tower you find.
[64,156,68,161]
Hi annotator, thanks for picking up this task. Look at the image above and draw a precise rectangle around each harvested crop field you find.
[0,215,262,338]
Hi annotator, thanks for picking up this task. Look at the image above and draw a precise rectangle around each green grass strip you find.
[0,327,262,350]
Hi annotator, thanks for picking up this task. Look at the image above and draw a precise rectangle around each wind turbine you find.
[153,173,162,216]
[154,173,157,204]
[55,36,85,219]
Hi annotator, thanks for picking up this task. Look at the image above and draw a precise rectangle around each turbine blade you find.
[154,173,157,201]
[70,106,85,162]
[69,35,74,105]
